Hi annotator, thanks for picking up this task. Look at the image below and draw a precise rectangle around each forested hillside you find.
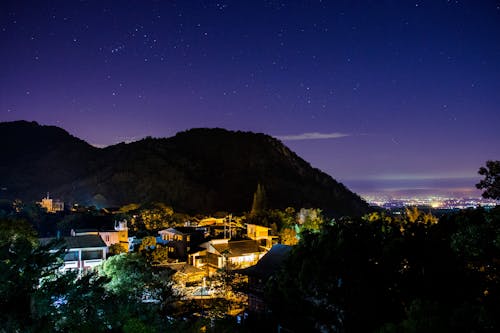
[0,121,369,216]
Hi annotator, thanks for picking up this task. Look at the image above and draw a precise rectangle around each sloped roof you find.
[240,244,292,279]
[40,235,107,250]
[158,226,205,235]
[213,240,262,257]
[64,235,107,249]
[158,227,186,235]
[166,263,205,275]
[73,229,99,234]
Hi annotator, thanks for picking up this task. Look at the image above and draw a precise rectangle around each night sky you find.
[1,1,499,197]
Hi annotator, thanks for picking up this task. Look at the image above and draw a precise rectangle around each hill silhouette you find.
[0,121,369,216]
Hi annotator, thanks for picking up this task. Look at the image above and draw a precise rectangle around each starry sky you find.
[1,0,500,197]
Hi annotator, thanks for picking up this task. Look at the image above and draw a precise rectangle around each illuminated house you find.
[197,216,241,238]
[39,193,64,213]
[192,239,268,272]
[41,235,107,273]
[158,227,204,260]
[246,224,277,250]
[71,220,129,252]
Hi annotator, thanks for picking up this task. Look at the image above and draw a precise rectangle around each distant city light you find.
[364,195,498,210]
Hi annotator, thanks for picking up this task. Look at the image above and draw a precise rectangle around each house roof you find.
[198,217,225,226]
[64,235,107,249]
[158,226,205,235]
[247,223,271,230]
[240,244,292,279]
[213,240,262,257]
[166,263,205,276]
[40,235,107,249]
[73,229,99,234]
[174,226,204,234]
[158,227,186,235]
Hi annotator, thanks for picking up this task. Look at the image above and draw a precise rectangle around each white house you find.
[41,235,107,273]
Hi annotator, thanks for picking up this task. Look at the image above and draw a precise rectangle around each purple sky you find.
[1,1,499,197]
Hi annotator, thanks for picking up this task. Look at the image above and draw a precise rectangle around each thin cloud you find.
[90,143,108,148]
[371,172,478,181]
[276,132,350,141]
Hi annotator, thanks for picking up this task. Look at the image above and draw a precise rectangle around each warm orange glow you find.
[431,202,441,208]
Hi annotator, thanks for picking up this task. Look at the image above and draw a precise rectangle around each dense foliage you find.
[0,218,61,331]
[0,217,178,333]
[477,160,500,200]
[267,207,500,332]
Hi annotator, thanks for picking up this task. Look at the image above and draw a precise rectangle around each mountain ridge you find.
[0,121,370,216]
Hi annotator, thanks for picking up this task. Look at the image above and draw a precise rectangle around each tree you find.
[122,318,156,333]
[268,210,500,332]
[151,245,170,263]
[476,160,500,200]
[118,203,141,214]
[0,217,129,332]
[404,207,438,225]
[406,206,421,223]
[135,203,174,231]
[100,253,174,307]
[279,227,298,245]
[251,183,267,215]
[101,253,152,297]
[268,221,400,332]
[297,208,325,232]
[0,218,62,331]
[109,242,128,255]
[36,270,114,333]
[139,236,157,253]
[0,218,181,332]
[283,207,296,227]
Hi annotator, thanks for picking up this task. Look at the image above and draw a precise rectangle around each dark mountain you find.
[0,121,369,216]
[0,121,98,200]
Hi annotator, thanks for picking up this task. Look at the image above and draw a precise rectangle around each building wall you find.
[228,253,261,269]
[98,231,120,247]
[40,197,64,213]
[247,224,270,240]
[98,221,129,250]
[61,247,107,272]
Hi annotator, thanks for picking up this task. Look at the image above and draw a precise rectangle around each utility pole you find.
[224,217,227,238]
